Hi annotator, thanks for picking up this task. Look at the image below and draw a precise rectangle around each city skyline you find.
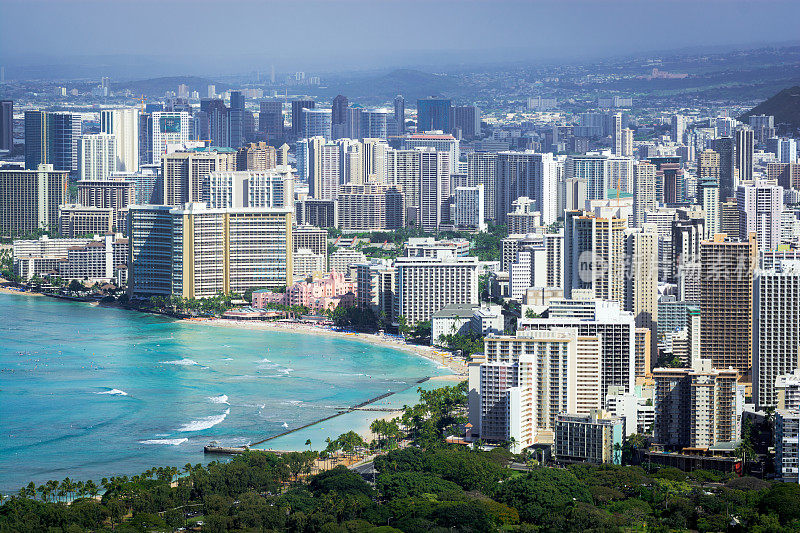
[3,1,800,528]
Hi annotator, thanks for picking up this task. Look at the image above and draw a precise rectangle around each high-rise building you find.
[496,151,558,225]
[393,95,405,134]
[698,149,721,236]
[111,164,162,205]
[162,148,237,207]
[228,91,246,148]
[419,148,451,232]
[128,203,293,298]
[701,184,720,240]
[293,248,326,279]
[610,113,623,155]
[0,164,68,237]
[506,196,542,234]
[748,114,775,145]
[672,211,705,300]
[416,98,451,132]
[204,167,293,209]
[151,112,191,165]
[713,137,736,199]
[79,133,116,181]
[620,128,634,157]
[200,99,229,147]
[331,94,348,139]
[554,411,624,465]
[700,233,757,377]
[453,185,485,231]
[336,183,404,231]
[361,138,389,183]
[735,128,754,183]
[384,146,451,230]
[360,108,393,140]
[236,142,277,171]
[13,234,128,283]
[450,105,481,139]
[632,161,656,227]
[567,153,607,201]
[775,372,800,411]
[566,152,631,200]
[76,178,135,231]
[330,248,367,277]
[292,224,327,258]
[658,163,684,204]
[473,328,597,450]
[607,154,634,194]
[399,133,459,169]
[737,180,783,251]
[0,100,12,152]
[393,255,478,324]
[301,108,332,140]
[291,99,314,137]
[753,261,800,409]
[670,114,685,143]
[342,107,362,140]
[259,100,283,140]
[563,177,588,212]
[296,198,338,228]
[774,410,800,483]
[564,209,627,304]
[355,259,396,317]
[307,137,340,201]
[467,152,497,222]
[625,224,659,357]
[57,205,114,238]
[767,137,797,165]
[715,116,736,137]
[519,299,637,398]
[100,108,140,172]
[138,112,153,165]
[24,111,81,174]
[720,197,739,239]
[653,360,741,449]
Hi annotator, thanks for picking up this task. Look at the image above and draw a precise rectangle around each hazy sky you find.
[2,0,799,75]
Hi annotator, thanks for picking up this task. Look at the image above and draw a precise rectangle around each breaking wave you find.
[176,409,230,432]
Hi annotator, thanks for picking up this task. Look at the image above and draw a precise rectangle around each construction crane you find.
[137,94,147,112]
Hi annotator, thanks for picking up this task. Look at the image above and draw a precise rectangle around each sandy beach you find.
[193,317,469,377]
[0,281,43,296]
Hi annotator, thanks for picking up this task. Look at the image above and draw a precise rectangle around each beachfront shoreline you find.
[0,282,43,297]
[0,280,468,378]
[191,317,469,377]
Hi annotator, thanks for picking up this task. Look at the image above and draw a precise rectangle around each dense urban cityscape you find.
[2,1,800,532]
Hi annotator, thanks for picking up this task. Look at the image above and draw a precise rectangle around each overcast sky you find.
[2,0,799,75]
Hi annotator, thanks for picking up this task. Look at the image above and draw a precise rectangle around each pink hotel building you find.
[252,271,355,313]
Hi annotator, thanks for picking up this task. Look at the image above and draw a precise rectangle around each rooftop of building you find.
[432,304,480,319]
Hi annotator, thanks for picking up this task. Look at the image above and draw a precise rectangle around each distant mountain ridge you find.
[739,86,800,130]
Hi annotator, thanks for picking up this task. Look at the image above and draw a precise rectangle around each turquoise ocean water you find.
[0,293,450,493]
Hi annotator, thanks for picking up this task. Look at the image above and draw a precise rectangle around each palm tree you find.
[19,481,35,500]
[613,442,623,465]
[85,480,99,498]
